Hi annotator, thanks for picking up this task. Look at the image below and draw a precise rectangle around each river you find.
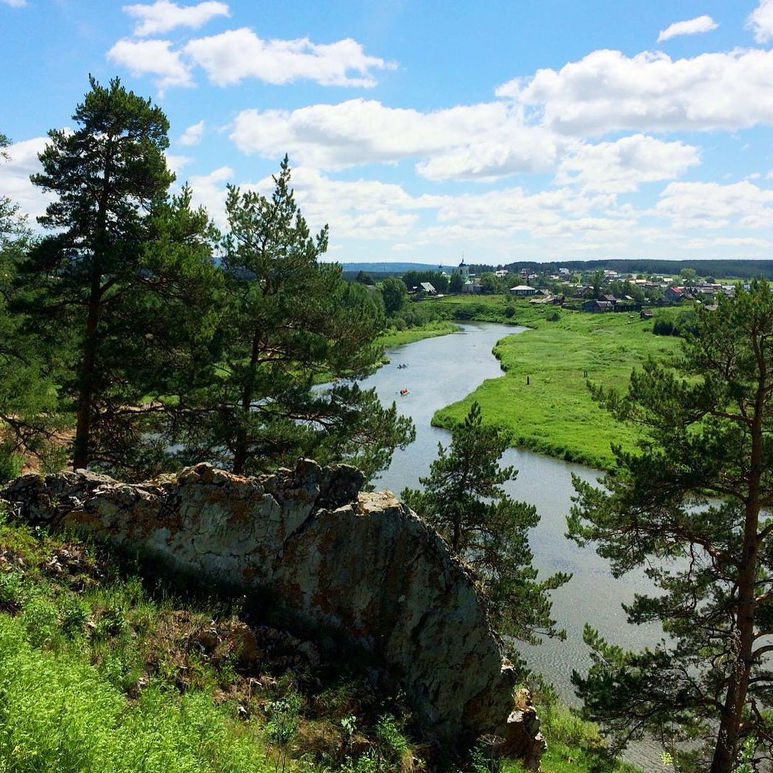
[359,322,664,770]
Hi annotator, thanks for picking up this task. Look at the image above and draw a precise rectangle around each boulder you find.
[1,461,543,768]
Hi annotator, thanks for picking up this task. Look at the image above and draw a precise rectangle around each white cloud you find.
[685,236,773,250]
[0,137,53,223]
[555,134,700,192]
[496,48,773,135]
[185,28,392,88]
[165,154,191,176]
[657,15,718,43]
[655,181,773,229]
[0,0,27,7]
[231,99,561,179]
[179,120,204,146]
[107,39,193,92]
[748,0,773,43]
[124,0,229,37]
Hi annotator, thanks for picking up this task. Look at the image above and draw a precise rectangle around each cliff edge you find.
[1,459,544,769]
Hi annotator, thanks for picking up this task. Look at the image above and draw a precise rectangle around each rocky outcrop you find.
[1,460,544,768]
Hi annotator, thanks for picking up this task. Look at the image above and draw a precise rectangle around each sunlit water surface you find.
[359,323,664,770]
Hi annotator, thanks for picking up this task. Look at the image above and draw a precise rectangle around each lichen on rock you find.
[1,459,544,768]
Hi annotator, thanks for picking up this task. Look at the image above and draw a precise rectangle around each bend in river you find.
[358,322,663,770]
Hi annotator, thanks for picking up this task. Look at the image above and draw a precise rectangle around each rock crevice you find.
[1,460,544,768]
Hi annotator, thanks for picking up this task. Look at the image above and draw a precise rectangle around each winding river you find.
[359,322,663,770]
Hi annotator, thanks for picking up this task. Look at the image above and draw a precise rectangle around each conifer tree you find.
[402,402,568,648]
[172,158,414,479]
[18,79,219,477]
[569,280,773,772]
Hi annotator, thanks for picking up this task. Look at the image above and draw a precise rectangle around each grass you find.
[377,319,461,348]
[430,300,683,470]
[501,700,642,773]
[0,505,421,773]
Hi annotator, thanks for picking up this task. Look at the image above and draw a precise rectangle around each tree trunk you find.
[72,285,101,469]
[72,150,112,470]
[232,326,262,475]
[710,381,765,773]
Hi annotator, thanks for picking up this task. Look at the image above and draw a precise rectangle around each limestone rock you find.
[1,461,543,768]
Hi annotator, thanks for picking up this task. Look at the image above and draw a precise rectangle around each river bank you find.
[365,322,667,771]
[391,296,681,470]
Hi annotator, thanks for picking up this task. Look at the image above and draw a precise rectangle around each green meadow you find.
[432,301,683,470]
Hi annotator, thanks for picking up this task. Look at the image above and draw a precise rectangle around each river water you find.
[359,322,664,770]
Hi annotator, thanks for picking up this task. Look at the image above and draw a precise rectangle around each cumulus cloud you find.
[655,181,773,229]
[1,0,27,7]
[496,48,773,135]
[179,120,205,146]
[685,236,773,250]
[748,0,773,43]
[555,134,700,192]
[230,99,561,179]
[0,137,53,223]
[124,0,229,36]
[657,15,717,43]
[107,39,193,92]
[185,28,393,87]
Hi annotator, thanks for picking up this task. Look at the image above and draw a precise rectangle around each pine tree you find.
[402,402,568,648]
[568,280,773,772]
[172,158,414,479]
[18,79,219,477]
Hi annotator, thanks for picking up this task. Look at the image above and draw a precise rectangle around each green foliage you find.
[380,276,408,314]
[403,402,568,648]
[0,615,273,772]
[0,133,62,477]
[16,79,219,478]
[170,158,413,479]
[568,281,773,772]
[402,269,449,293]
[267,693,301,773]
[449,271,464,293]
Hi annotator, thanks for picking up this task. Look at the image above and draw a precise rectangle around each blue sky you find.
[3,0,773,264]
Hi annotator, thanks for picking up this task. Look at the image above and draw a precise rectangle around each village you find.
[395,259,740,314]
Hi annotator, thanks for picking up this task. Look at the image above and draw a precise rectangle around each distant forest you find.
[341,258,773,279]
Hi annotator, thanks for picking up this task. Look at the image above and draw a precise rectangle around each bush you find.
[504,306,515,318]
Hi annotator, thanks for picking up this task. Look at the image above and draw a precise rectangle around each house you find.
[509,285,537,297]
[583,299,614,313]
[640,309,653,320]
[418,282,437,296]
[494,269,509,278]
[599,294,618,305]
[665,286,685,303]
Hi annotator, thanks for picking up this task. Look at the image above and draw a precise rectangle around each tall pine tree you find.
[171,158,413,479]
[18,78,219,477]
[569,280,773,772]
[402,402,568,650]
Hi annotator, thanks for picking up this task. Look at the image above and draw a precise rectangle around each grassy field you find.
[431,300,683,470]
[376,319,460,348]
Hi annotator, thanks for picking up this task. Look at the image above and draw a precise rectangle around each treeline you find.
[494,258,773,279]
[0,78,414,482]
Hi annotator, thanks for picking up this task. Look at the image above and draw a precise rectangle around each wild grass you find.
[377,320,461,348]
[0,506,418,773]
[431,301,682,470]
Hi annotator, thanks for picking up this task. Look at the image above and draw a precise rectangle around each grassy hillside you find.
[0,502,642,772]
[432,302,682,470]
